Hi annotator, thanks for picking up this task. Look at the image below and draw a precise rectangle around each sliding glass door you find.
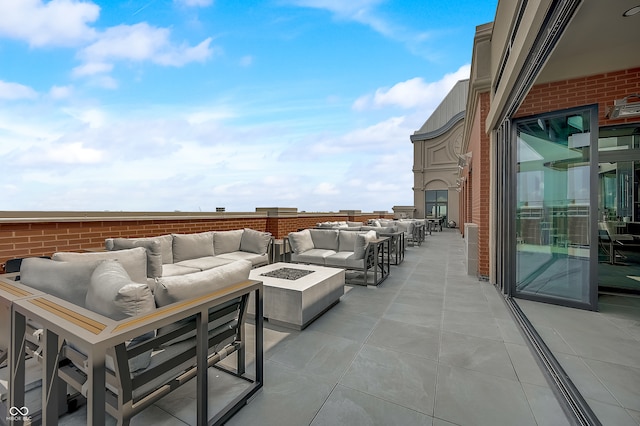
[512,106,598,310]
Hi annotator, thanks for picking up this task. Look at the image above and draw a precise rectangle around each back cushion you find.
[214,230,244,255]
[172,232,214,263]
[154,259,251,307]
[111,238,163,278]
[309,229,339,250]
[338,230,362,252]
[288,229,314,254]
[20,257,100,307]
[239,229,272,254]
[52,247,148,284]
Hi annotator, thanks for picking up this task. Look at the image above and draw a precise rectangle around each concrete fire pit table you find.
[248,262,345,330]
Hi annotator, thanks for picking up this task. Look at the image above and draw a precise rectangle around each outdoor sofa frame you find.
[6,278,263,426]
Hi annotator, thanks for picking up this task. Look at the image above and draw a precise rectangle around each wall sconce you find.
[606,94,640,119]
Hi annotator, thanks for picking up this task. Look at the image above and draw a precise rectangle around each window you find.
[425,190,448,218]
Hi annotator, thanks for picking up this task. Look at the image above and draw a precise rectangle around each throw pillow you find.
[288,229,314,254]
[85,260,155,372]
[239,228,272,254]
[353,230,377,259]
[111,238,163,278]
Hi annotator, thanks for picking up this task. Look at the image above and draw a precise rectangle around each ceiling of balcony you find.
[535,0,640,84]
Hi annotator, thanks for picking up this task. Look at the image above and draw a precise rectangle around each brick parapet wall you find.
[0,210,393,273]
[515,67,640,125]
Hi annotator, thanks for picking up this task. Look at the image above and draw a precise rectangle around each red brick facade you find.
[515,67,640,125]
[0,211,392,273]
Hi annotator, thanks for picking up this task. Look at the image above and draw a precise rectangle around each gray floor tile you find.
[438,331,517,380]
[225,360,334,426]
[311,385,433,426]
[384,300,443,328]
[586,399,640,426]
[496,318,526,344]
[555,353,618,406]
[340,344,438,415]
[304,307,378,343]
[584,358,640,412]
[366,318,440,361]
[434,364,537,426]
[267,329,361,383]
[521,383,571,426]
[505,342,549,387]
[441,310,502,341]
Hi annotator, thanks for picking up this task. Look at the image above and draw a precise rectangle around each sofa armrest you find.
[11,278,264,425]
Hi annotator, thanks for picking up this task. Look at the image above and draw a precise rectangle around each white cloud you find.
[0,0,99,47]
[0,81,38,100]
[314,182,340,195]
[77,23,215,70]
[353,64,470,111]
[72,61,113,77]
[16,142,105,166]
[49,85,73,99]
[239,55,254,67]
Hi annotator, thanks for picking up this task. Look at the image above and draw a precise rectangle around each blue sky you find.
[0,0,496,213]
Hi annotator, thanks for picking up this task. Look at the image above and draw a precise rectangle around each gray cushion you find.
[175,256,234,271]
[288,229,314,254]
[216,251,269,267]
[309,229,339,250]
[325,252,355,267]
[52,248,148,284]
[154,260,251,307]
[239,228,271,254]
[20,257,100,308]
[86,260,155,320]
[338,230,364,252]
[353,230,377,259]
[290,249,336,265]
[162,263,200,277]
[172,232,214,263]
[111,238,163,278]
[85,260,155,372]
[213,230,243,255]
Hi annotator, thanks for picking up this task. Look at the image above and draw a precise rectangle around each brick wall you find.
[0,210,393,273]
[515,67,640,125]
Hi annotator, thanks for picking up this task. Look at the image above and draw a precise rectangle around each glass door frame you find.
[507,104,599,310]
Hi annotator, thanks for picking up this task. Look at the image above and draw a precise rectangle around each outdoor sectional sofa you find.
[104,228,273,280]
[286,228,390,286]
[0,242,264,425]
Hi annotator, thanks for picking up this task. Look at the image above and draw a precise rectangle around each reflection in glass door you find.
[513,107,597,310]
[597,125,640,294]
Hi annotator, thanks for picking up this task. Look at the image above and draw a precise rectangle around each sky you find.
[0,0,496,213]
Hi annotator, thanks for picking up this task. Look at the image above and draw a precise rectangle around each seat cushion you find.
[325,252,355,267]
[162,263,201,277]
[52,247,148,284]
[172,232,214,263]
[216,251,269,267]
[174,256,234,271]
[291,249,336,265]
[338,230,366,252]
[213,230,244,255]
[239,229,272,254]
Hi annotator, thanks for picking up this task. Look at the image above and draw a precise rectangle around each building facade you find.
[457,0,640,422]
[411,80,467,226]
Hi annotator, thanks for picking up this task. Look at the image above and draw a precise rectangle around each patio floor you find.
[46,229,573,425]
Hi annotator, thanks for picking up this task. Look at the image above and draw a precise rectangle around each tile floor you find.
[519,294,640,426]
[36,230,575,425]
